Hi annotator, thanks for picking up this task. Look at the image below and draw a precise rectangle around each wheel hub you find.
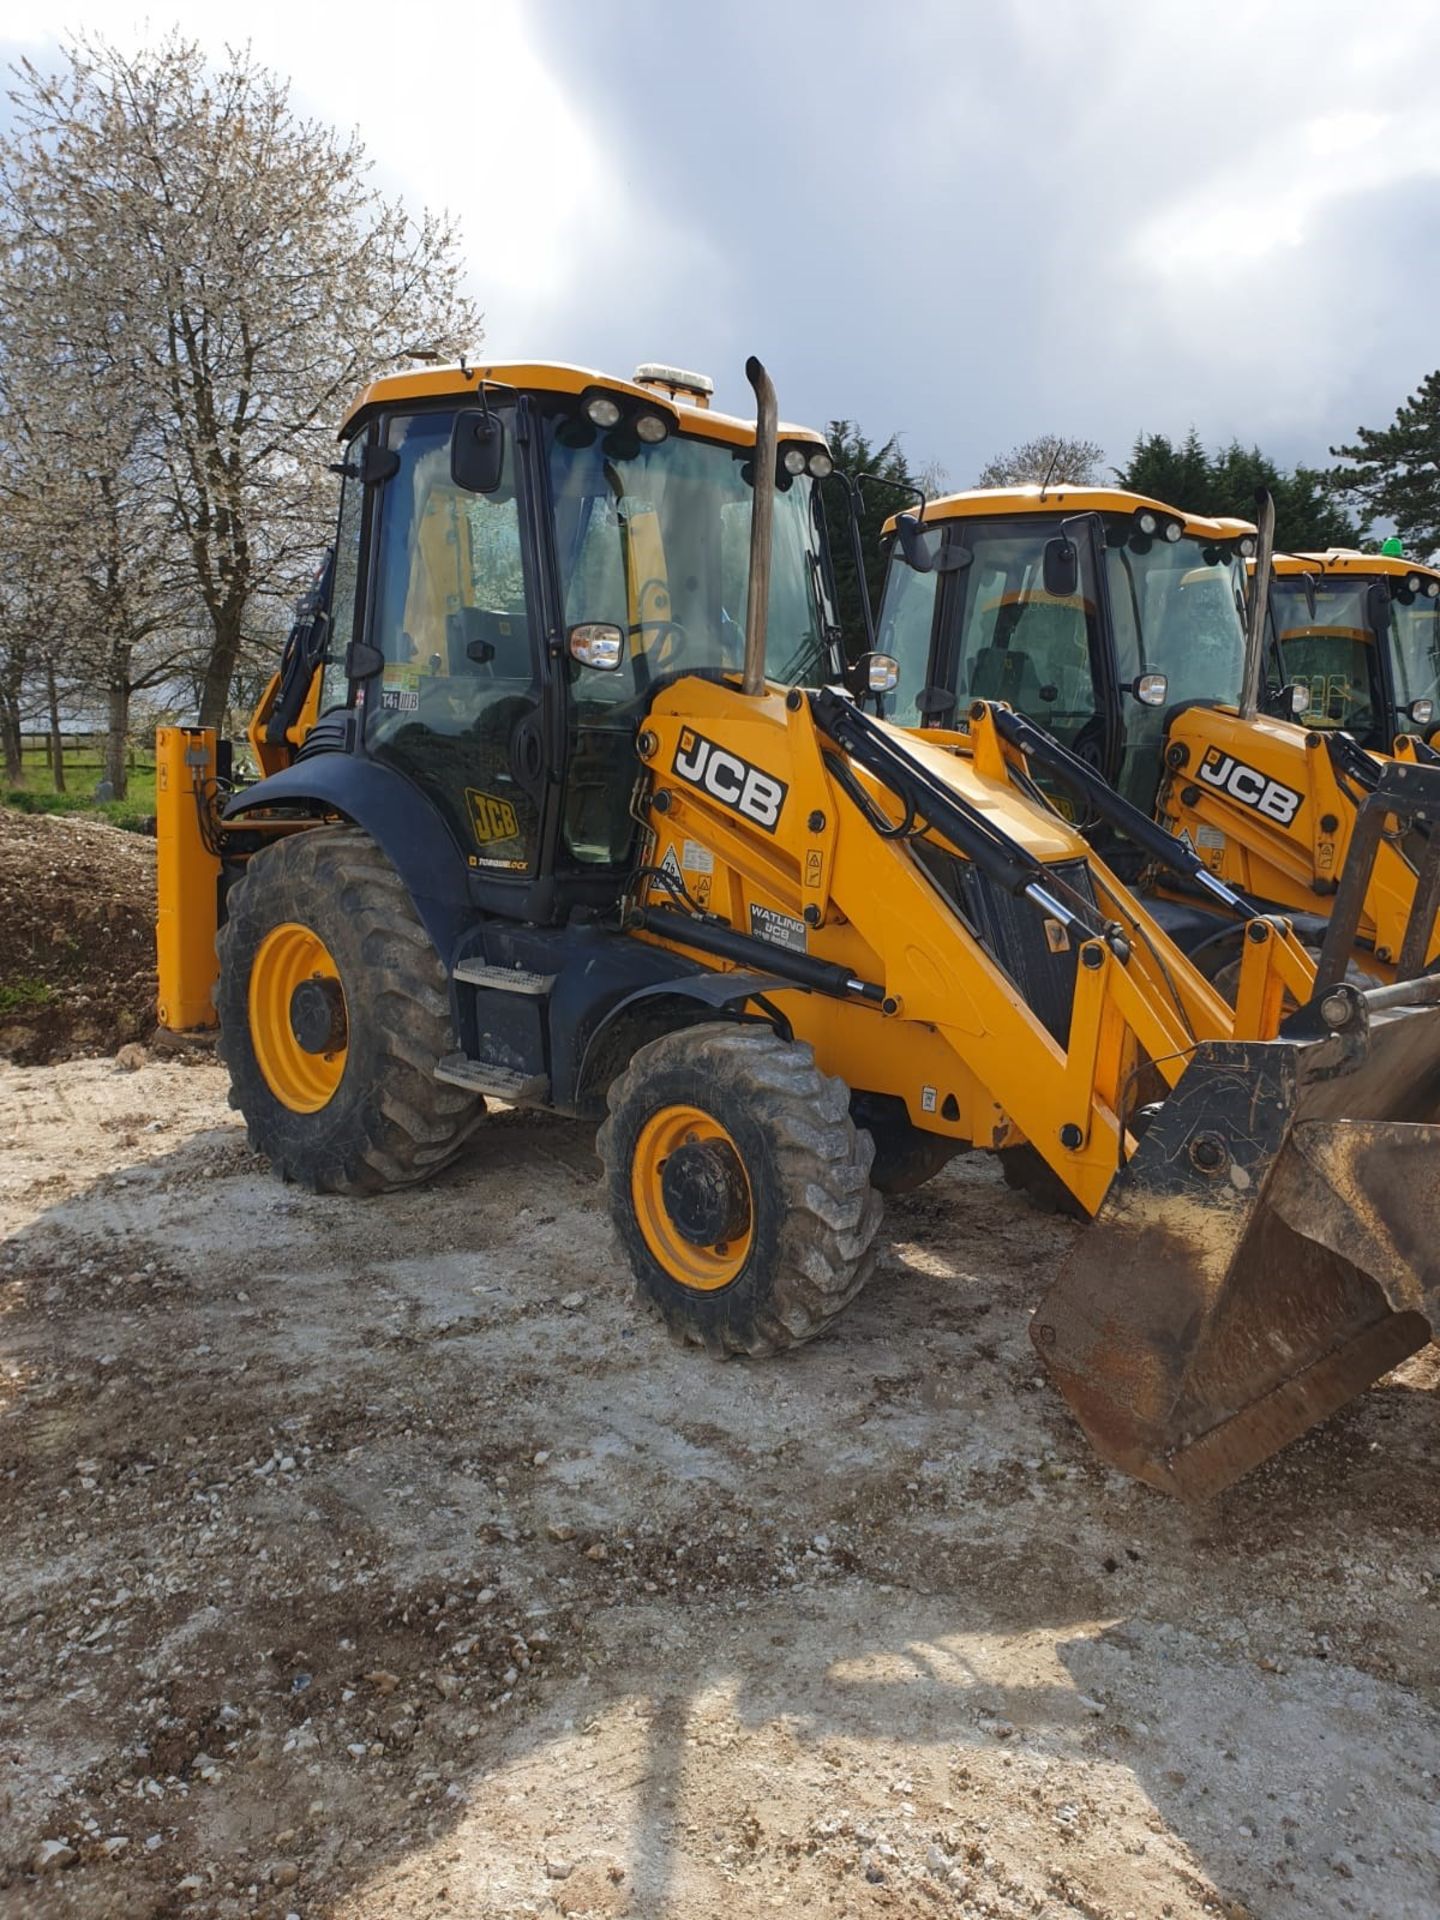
[660,1137,752,1248]
[248,921,349,1114]
[289,975,348,1055]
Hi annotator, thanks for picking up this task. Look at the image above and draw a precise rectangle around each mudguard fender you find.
[223,757,472,959]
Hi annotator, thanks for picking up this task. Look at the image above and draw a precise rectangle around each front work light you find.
[808,451,834,478]
[782,448,807,476]
[1163,519,1183,543]
[1238,535,1257,558]
[635,412,669,445]
[1135,510,1158,536]
[585,395,623,430]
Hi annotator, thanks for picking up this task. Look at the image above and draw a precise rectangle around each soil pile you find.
[0,807,157,1064]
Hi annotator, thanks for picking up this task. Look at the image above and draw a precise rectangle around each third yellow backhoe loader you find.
[155,359,1440,1500]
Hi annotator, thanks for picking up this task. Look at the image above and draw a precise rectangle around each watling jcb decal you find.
[1197,748,1302,826]
[671,728,788,832]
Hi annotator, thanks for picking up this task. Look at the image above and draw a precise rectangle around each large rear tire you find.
[598,1022,883,1356]
[216,826,484,1194]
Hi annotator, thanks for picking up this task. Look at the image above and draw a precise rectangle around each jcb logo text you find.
[1198,750,1302,826]
[672,728,788,833]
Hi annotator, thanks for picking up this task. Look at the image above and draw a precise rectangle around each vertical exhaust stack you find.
[743,356,778,698]
[1239,486,1276,720]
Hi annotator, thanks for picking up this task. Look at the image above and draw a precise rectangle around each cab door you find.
[362,405,547,877]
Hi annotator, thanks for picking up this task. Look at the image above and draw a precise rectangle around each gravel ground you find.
[1,1054,1436,1920]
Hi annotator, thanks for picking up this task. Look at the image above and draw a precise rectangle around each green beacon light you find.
[1380,535,1405,556]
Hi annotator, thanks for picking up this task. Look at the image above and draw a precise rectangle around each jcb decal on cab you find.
[671,728,788,833]
[466,786,520,845]
[1197,749,1302,826]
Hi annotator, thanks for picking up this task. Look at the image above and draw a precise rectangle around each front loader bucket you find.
[1032,1001,1440,1498]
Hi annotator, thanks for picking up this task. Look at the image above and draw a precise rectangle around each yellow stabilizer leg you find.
[155,726,222,1030]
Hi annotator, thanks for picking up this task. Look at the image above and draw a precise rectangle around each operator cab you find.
[309,361,839,921]
[1266,549,1440,750]
[872,487,1252,816]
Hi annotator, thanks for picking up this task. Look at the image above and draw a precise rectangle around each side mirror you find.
[1289,682,1311,717]
[1131,672,1169,707]
[1043,536,1079,599]
[895,514,935,573]
[1410,696,1435,728]
[451,410,506,494]
[1365,579,1392,633]
[360,444,400,487]
[568,622,624,670]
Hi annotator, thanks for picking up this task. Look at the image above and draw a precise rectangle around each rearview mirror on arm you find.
[451,410,506,494]
[894,514,936,573]
[1043,536,1080,599]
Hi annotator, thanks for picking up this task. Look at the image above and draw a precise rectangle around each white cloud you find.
[0,2,717,362]
[1135,107,1440,279]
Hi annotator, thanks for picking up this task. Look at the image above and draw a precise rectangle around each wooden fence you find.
[19,731,154,774]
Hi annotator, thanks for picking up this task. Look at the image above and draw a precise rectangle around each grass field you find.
[4,741,157,829]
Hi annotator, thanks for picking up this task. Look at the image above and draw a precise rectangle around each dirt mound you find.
[0,807,158,1064]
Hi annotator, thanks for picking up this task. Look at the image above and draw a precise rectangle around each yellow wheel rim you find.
[630,1104,754,1291]
[248,922,348,1114]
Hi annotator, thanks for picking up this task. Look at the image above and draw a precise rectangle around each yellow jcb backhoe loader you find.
[156,359,1440,1500]
[865,486,1440,984]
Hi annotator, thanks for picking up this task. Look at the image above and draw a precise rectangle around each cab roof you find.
[881,484,1250,542]
[339,360,826,450]
[1271,548,1440,584]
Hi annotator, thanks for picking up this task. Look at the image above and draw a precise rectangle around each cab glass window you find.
[1388,589,1440,726]
[545,415,833,864]
[875,528,941,726]
[947,521,1101,759]
[366,408,540,871]
[318,449,367,714]
[1270,577,1386,746]
[1106,527,1246,809]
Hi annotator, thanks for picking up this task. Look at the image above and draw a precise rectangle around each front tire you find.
[598,1022,883,1356]
[216,826,484,1194]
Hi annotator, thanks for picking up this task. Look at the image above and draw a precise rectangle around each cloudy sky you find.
[3,1,1439,485]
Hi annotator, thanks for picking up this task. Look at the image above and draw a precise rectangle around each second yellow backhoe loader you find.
[865,485,1440,984]
[156,358,1440,1501]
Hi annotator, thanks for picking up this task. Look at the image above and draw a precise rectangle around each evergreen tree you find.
[1327,371,1440,558]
